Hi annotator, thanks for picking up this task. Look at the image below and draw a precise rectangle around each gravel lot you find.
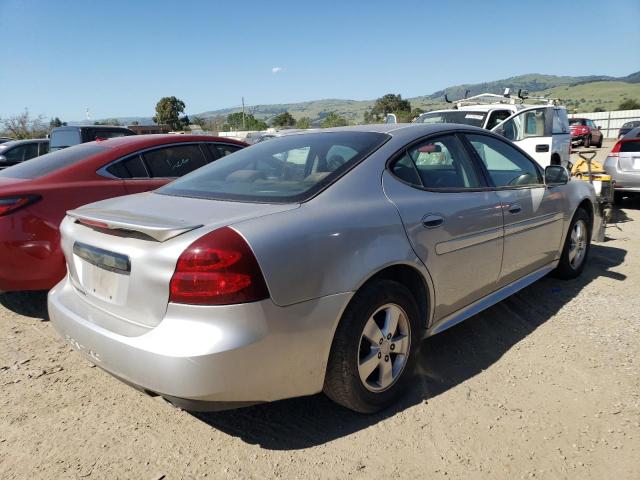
[1,144,638,479]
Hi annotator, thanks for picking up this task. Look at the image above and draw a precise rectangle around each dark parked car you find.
[0,135,246,292]
[0,139,49,169]
[0,137,13,144]
[49,125,135,151]
[621,126,640,140]
[618,121,640,139]
[569,118,603,148]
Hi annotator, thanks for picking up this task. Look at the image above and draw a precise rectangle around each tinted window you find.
[38,142,49,155]
[89,129,132,141]
[0,144,107,179]
[392,135,482,189]
[142,144,208,178]
[4,143,41,162]
[467,134,542,187]
[416,111,487,127]
[620,140,640,152]
[106,154,148,178]
[210,143,243,159]
[50,129,81,150]
[623,127,640,139]
[159,132,389,202]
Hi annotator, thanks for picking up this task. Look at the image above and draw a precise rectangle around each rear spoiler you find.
[67,208,202,242]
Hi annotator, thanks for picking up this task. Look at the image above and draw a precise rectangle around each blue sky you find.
[0,0,638,121]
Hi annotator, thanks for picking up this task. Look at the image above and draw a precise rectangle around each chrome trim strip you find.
[504,212,563,237]
[435,226,503,255]
[73,242,131,275]
[425,262,557,337]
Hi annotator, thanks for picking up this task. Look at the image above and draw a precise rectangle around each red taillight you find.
[0,195,41,217]
[609,141,621,157]
[169,226,269,305]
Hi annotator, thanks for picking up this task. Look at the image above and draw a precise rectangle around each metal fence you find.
[569,109,640,139]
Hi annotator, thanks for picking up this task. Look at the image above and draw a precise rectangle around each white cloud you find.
[271,66,284,74]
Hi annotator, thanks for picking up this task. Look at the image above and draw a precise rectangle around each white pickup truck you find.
[408,94,572,168]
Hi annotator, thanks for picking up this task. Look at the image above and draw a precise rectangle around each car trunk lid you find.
[61,192,299,330]
[617,140,640,172]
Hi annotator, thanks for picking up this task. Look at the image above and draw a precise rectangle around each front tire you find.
[553,208,591,279]
[323,279,421,413]
[583,135,591,148]
[596,135,603,148]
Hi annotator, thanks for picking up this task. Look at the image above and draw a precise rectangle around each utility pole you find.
[242,97,246,130]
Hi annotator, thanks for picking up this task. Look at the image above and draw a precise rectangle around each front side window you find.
[159,131,389,202]
[391,135,482,189]
[466,134,542,187]
[552,109,569,134]
[4,145,28,162]
[500,109,548,141]
[486,110,512,130]
[142,144,208,178]
[210,143,243,158]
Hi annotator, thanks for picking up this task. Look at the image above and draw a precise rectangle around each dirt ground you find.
[0,144,638,479]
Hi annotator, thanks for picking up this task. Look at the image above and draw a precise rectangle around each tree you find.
[272,111,296,128]
[593,107,605,113]
[153,96,186,130]
[222,112,267,131]
[2,109,48,139]
[49,117,66,128]
[296,116,311,129]
[191,116,207,128]
[618,99,640,111]
[364,93,412,123]
[320,112,348,128]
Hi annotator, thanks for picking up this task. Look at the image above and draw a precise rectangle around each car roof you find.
[289,123,486,136]
[52,125,132,131]
[0,138,49,147]
[92,134,246,150]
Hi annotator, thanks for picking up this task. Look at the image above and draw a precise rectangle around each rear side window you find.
[88,129,133,141]
[467,134,542,187]
[620,140,640,152]
[210,143,243,158]
[39,142,49,155]
[5,144,38,162]
[0,144,107,179]
[50,129,81,150]
[106,154,148,178]
[142,144,208,178]
[391,135,482,189]
[159,131,389,202]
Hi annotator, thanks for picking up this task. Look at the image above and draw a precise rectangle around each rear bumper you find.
[48,277,350,407]
[603,166,640,191]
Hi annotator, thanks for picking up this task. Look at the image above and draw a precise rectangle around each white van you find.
[413,95,571,168]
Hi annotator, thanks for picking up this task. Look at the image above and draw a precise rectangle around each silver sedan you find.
[48,124,600,413]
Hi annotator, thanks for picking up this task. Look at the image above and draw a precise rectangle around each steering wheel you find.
[507,173,535,186]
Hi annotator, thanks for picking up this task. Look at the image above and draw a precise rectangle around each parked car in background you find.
[49,125,135,151]
[618,121,640,139]
[0,137,13,144]
[0,139,49,169]
[622,126,640,139]
[604,136,640,204]
[415,100,571,168]
[48,124,599,414]
[0,135,246,292]
[569,118,603,148]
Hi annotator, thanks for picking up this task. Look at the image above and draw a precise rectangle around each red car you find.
[0,135,246,292]
[569,118,604,148]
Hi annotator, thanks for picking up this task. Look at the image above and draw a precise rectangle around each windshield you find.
[415,111,487,127]
[159,131,389,203]
[569,119,586,126]
[0,143,107,179]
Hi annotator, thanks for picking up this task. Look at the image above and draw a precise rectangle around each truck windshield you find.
[416,111,487,127]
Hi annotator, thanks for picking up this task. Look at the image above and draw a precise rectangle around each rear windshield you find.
[0,143,107,179]
[416,111,487,127]
[620,140,640,152]
[158,131,389,202]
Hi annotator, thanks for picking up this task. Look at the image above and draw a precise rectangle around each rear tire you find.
[613,191,624,205]
[553,208,591,279]
[323,279,421,413]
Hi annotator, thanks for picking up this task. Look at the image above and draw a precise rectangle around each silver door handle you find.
[508,203,522,214]
[422,214,444,228]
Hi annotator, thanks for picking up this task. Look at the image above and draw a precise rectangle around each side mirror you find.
[494,125,505,137]
[545,165,569,186]
[597,126,601,130]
